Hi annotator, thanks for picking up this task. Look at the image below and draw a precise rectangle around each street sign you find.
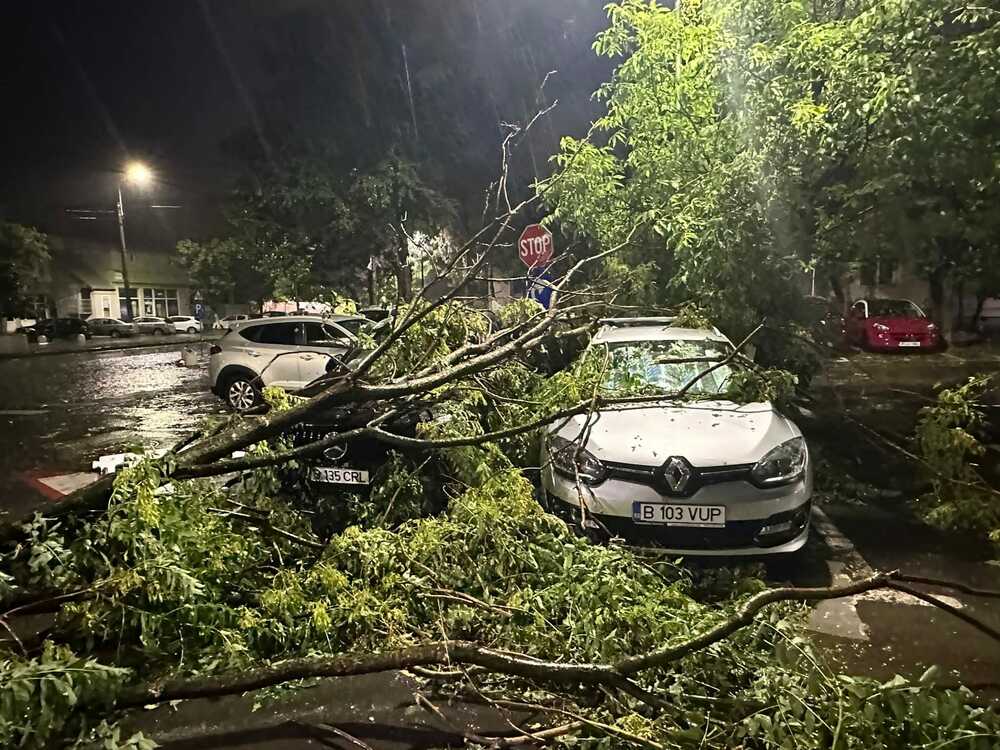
[518,224,554,268]
[525,268,554,309]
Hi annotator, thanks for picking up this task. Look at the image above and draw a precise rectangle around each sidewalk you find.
[0,330,222,359]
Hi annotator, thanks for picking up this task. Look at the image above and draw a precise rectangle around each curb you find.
[0,333,222,360]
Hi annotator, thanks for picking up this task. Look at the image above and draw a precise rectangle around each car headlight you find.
[751,437,807,487]
[548,435,606,485]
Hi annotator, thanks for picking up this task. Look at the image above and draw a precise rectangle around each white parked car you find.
[209,315,364,410]
[168,315,202,334]
[133,316,177,335]
[541,318,811,556]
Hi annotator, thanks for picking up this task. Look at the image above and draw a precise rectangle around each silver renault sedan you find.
[540,318,811,556]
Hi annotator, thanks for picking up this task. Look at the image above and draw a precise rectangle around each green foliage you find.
[0,642,146,750]
[546,0,1000,357]
[0,222,50,317]
[369,300,490,379]
[915,374,1000,549]
[671,303,712,331]
[725,367,798,410]
[228,148,457,300]
[175,238,252,312]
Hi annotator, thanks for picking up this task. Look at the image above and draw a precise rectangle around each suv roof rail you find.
[597,316,676,327]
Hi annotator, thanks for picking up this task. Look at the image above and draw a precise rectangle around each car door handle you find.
[300,354,315,361]
[246,350,262,357]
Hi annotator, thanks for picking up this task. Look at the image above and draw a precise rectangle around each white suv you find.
[169,315,202,333]
[209,315,363,410]
[541,318,811,556]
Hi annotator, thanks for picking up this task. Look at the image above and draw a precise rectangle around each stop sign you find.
[518,224,554,268]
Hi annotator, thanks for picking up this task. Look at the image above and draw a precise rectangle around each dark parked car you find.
[87,317,139,337]
[17,318,92,342]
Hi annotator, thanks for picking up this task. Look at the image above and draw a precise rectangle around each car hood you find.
[551,400,799,467]
[868,315,932,332]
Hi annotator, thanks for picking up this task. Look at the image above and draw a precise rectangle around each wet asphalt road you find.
[0,339,223,520]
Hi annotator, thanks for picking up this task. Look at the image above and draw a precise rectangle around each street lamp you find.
[116,161,152,321]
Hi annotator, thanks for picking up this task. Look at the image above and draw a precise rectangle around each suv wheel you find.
[187,326,197,334]
[225,375,261,411]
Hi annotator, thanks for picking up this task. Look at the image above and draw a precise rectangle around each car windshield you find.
[601,339,734,396]
[868,299,923,318]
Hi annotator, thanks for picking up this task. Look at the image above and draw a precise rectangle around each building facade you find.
[26,235,194,322]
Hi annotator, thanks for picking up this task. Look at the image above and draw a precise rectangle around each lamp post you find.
[116,162,152,321]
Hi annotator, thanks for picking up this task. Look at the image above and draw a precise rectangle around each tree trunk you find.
[928,264,954,339]
[955,279,966,331]
[396,248,413,301]
[972,292,987,333]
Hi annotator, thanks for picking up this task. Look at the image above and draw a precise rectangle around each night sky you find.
[1,1,612,243]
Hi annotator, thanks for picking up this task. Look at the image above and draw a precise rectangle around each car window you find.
[868,299,923,318]
[240,322,298,345]
[303,322,352,348]
[601,339,734,396]
[851,302,866,317]
[332,318,364,336]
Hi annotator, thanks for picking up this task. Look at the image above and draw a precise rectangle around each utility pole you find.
[114,162,153,321]
[116,185,134,321]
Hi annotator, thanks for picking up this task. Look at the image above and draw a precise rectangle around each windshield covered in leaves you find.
[601,339,734,396]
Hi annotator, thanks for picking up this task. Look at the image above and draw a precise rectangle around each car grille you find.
[603,460,755,497]
[289,424,334,447]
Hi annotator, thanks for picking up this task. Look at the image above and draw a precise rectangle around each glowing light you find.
[124,161,153,187]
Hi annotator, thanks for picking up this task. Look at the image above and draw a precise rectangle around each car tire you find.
[187,326,197,334]
[110,330,121,338]
[152,328,163,336]
[224,374,262,411]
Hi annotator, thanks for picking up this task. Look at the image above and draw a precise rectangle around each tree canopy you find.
[545,0,1000,331]
[0,222,50,318]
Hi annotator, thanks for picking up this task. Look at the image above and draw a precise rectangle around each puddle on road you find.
[0,349,226,514]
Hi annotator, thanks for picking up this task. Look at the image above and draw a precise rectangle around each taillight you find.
[209,345,222,355]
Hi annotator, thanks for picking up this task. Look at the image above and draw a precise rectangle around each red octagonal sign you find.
[518,223,554,268]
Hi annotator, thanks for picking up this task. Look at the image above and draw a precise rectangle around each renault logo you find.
[663,456,692,494]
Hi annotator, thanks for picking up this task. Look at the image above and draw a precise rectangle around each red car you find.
[845,298,942,352]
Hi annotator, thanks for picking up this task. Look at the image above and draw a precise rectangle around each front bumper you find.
[867,333,940,351]
[542,464,811,556]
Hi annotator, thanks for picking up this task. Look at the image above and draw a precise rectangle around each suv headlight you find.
[548,435,606,485]
[751,437,807,487]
